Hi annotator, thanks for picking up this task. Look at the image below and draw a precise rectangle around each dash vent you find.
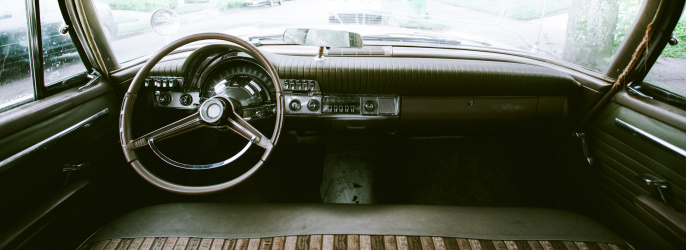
[326,46,389,56]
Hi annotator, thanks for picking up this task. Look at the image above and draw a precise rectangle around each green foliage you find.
[612,1,684,59]
[214,0,246,10]
[105,0,178,11]
[611,0,641,55]
[661,19,686,59]
[437,0,572,20]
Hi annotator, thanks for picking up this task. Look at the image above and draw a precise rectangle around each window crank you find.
[638,173,669,205]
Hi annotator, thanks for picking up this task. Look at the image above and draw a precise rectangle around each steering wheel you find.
[119,33,283,194]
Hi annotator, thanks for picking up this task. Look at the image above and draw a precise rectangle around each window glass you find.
[0,0,89,112]
[40,0,87,86]
[644,12,686,98]
[0,0,33,111]
[99,0,643,73]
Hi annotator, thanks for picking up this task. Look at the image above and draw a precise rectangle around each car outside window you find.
[643,12,686,101]
[99,0,644,74]
[0,0,88,112]
[39,0,87,86]
[0,0,33,111]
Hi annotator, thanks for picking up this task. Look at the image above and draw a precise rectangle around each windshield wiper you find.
[246,35,285,46]
[363,34,460,46]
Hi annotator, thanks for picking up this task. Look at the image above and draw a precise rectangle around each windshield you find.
[98,0,644,73]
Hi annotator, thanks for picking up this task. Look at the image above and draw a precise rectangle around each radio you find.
[322,96,359,114]
[282,79,398,117]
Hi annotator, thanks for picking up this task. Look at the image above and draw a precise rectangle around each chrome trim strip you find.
[25,0,44,99]
[615,118,686,159]
[286,114,398,120]
[74,0,109,73]
[0,108,110,174]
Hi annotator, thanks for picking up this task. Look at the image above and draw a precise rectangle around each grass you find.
[437,0,572,20]
[662,19,686,59]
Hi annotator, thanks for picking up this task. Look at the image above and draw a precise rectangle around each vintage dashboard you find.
[139,44,580,134]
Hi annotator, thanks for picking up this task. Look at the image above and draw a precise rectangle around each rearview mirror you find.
[283,28,363,48]
[150,8,180,37]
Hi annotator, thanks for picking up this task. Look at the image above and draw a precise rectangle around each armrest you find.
[634,195,686,243]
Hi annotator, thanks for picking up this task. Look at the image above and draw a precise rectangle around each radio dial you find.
[159,93,172,106]
[180,94,193,106]
[364,100,376,112]
[307,99,320,111]
[289,99,301,111]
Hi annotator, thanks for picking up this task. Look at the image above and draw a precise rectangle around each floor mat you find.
[374,135,559,207]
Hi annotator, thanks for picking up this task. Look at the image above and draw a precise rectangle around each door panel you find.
[0,80,121,249]
[561,90,686,249]
[0,84,116,164]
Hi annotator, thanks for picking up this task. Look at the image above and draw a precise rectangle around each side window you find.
[0,0,33,111]
[0,0,88,112]
[642,12,686,105]
[40,0,87,86]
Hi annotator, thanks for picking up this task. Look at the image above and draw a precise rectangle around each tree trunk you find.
[563,0,620,71]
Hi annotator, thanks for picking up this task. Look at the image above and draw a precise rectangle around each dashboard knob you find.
[180,94,193,106]
[159,93,172,106]
[307,99,320,111]
[289,99,301,111]
[364,100,376,112]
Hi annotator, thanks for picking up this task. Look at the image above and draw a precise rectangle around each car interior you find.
[1,0,686,249]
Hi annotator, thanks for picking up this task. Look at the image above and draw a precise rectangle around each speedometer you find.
[200,62,275,107]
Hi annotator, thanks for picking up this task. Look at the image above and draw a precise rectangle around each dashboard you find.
[137,44,581,134]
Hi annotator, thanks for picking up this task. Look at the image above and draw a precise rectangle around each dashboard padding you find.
[268,54,580,96]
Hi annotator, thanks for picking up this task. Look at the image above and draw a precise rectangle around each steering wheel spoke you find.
[127,113,205,150]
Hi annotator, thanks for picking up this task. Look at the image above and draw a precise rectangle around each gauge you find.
[200,62,275,107]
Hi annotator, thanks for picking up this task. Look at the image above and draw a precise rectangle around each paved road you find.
[647,57,686,95]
